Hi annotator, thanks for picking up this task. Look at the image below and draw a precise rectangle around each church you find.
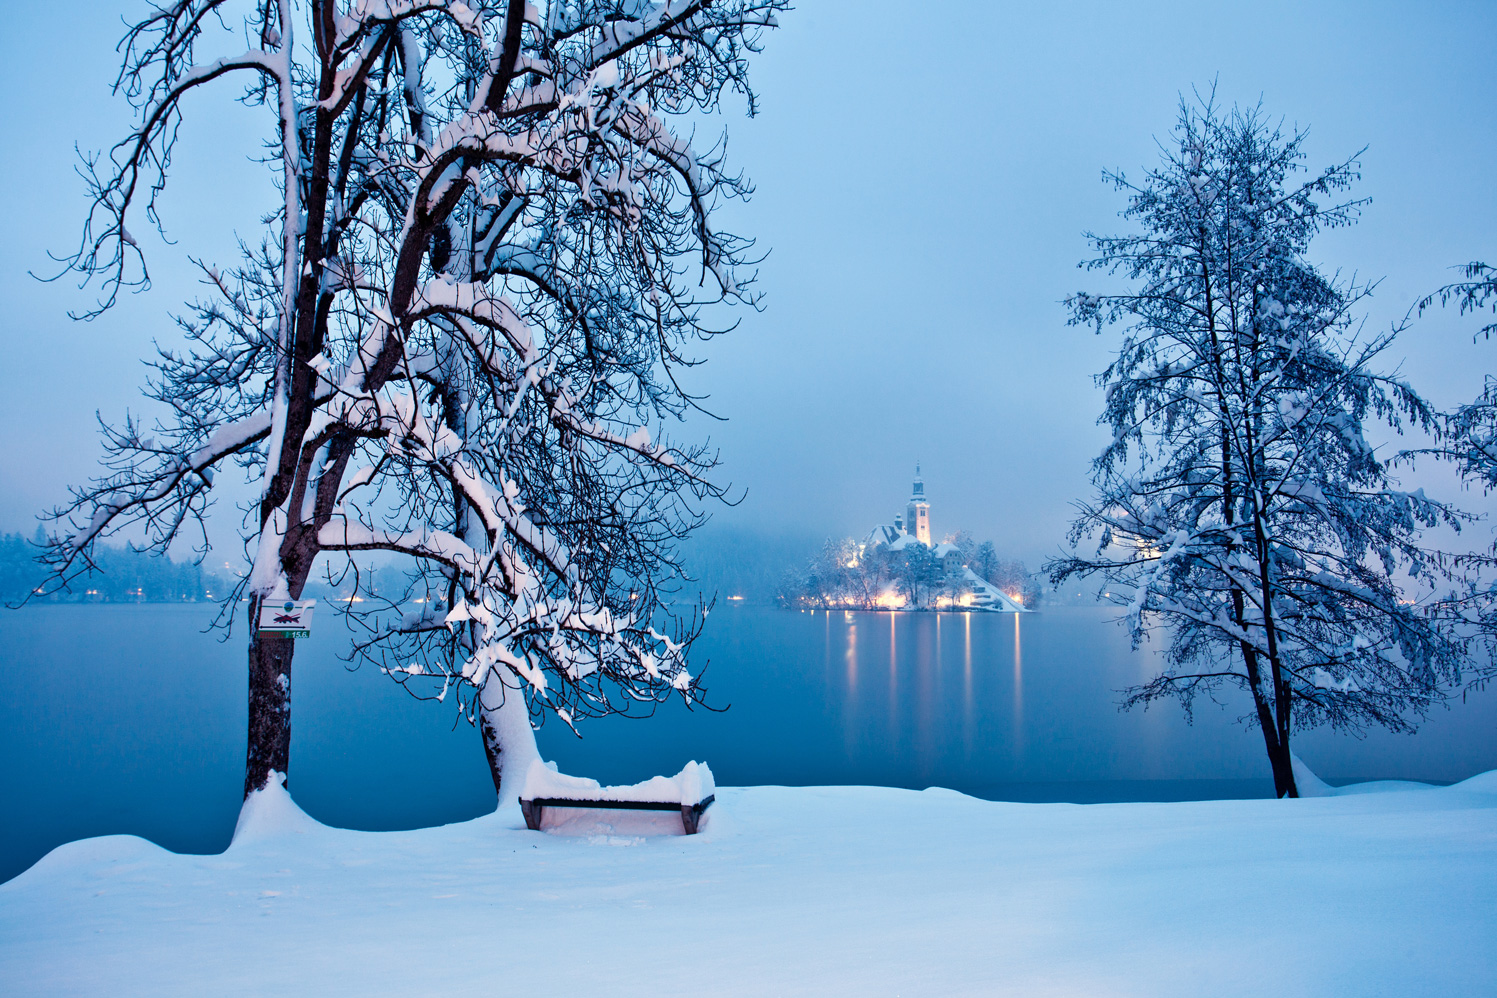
[863,467,1028,612]
[864,465,931,550]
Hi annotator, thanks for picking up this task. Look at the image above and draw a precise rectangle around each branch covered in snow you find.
[46,0,780,795]
[1048,95,1472,796]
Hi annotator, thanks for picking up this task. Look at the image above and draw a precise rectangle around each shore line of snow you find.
[3,774,1494,995]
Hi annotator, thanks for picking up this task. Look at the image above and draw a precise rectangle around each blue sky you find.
[1,1,1494,566]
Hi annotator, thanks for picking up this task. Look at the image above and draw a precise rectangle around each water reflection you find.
[686,609,1490,795]
[843,614,856,689]
[842,615,858,757]
[963,612,974,754]
[5,604,1496,884]
[887,612,898,741]
[1012,612,1024,757]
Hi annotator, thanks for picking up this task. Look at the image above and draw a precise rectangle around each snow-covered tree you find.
[1420,262,1497,344]
[1048,97,1470,798]
[1415,264,1497,490]
[896,542,942,608]
[969,540,999,585]
[1408,264,1497,692]
[780,538,881,610]
[43,0,782,801]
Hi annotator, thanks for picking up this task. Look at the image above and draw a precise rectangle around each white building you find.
[865,466,932,551]
[906,465,931,545]
[862,467,1028,612]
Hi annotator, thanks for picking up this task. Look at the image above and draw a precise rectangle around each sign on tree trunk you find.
[258,599,315,639]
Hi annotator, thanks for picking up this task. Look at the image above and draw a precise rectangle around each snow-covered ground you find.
[3,774,1494,996]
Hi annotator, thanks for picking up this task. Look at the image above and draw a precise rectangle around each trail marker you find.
[258,599,316,638]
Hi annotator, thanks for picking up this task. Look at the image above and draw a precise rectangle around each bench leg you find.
[520,800,543,831]
[681,796,715,835]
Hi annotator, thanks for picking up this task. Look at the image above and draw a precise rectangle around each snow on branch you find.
[1049,96,1471,793]
[46,0,774,768]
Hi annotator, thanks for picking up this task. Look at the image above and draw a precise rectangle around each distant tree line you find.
[0,531,224,604]
[780,531,1042,610]
[678,528,821,606]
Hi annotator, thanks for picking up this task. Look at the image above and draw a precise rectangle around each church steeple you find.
[906,464,930,545]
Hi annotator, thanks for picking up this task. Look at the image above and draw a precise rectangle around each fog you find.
[1,1,1494,569]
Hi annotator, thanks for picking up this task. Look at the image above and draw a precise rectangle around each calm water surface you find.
[2,603,1492,881]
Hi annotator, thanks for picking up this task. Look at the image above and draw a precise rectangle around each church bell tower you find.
[906,465,930,545]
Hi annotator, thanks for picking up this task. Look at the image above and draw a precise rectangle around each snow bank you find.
[519,759,714,806]
[230,771,321,844]
[1295,754,1460,797]
[3,776,1495,996]
[1450,770,1497,794]
[1291,753,1335,796]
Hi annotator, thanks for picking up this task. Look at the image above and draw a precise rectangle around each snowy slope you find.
[2,776,1494,996]
[961,566,1029,612]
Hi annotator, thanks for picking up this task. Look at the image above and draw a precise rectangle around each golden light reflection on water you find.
[830,610,1035,768]
[845,617,857,690]
[963,612,974,753]
[888,611,898,739]
[1012,612,1024,756]
[824,607,830,662]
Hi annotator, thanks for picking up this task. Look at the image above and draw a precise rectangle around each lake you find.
[2,603,1493,882]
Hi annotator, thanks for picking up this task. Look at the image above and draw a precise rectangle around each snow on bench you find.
[518,760,716,834]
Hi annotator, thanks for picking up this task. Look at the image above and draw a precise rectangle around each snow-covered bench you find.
[518,760,716,835]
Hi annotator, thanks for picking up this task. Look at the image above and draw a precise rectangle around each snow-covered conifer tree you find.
[1049,97,1469,797]
[44,0,782,802]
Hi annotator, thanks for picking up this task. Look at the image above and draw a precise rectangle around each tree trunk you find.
[244,594,295,798]
[477,670,540,807]
[1266,733,1298,799]
[1236,625,1299,799]
[1264,661,1299,798]
[1248,501,1299,800]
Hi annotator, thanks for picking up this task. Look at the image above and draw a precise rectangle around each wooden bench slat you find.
[520,794,715,834]
[528,797,683,812]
